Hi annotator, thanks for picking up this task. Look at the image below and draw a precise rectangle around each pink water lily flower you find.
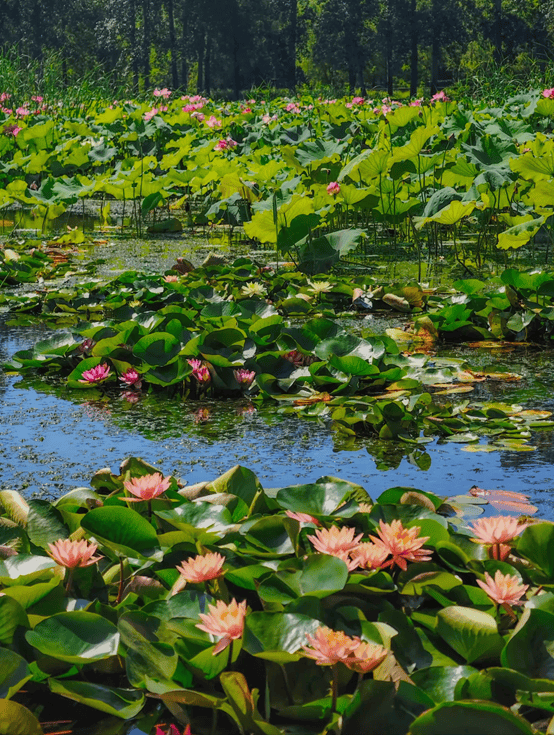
[155,726,191,735]
[172,552,225,595]
[79,363,111,384]
[308,525,363,556]
[302,626,361,666]
[234,368,256,388]
[123,472,171,502]
[477,570,528,614]
[346,640,388,674]
[47,539,103,569]
[470,516,528,545]
[119,368,142,389]
[285,510,321,526]
[196,599,247,654]
[350,541,389,571]
[371,519,431,571]
[188,358,211,384]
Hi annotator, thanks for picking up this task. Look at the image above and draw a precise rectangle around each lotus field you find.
[5,89,554,733]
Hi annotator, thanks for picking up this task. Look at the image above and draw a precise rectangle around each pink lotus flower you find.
[31,96,43,102]
[543,88,554,99]
[153,87,171,99]
[327,181,341,196]
[206,115,222,128]
[163,274,178,282]
[47,539,103,569]
[370,519,431,571]
[285,510,321,526]
[143,108,159,121]
[214,137,238,151]
[3,124,22,137]
[191,111,205,121]
[119,368,142,389]
[302,626,361,666]
[234,368,256,388]
[79,363,111,384]
[476,570,528,608]
[196,598,247,654]
[0,93,11,102]
[123,472,171,502]
[172,552,225,594]
[431,90,449,103]
[410,98,423,107]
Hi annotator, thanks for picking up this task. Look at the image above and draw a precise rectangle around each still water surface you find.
[2,236,554,517]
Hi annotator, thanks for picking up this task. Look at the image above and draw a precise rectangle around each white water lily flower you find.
[308,280,332,295]
[241,282,265,297]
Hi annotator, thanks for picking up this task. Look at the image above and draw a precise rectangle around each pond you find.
[2,235,554,519]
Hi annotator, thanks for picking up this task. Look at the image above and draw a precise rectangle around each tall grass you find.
[451,56,554,103]
[0,47,133,108]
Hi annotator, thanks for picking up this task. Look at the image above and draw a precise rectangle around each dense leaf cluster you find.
[0,456,551,734]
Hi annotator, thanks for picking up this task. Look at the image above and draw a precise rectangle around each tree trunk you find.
[410,0,418,97]
[180,0,188,92]
[348,59,356,94]
[196,33,204,93]
[288,0,297,92]
[204,33,211,95]
[430,0,440,95]
[233,37,240,100]
[130,0,139,93]
[167,0,179,88]
[493,0,502,61]
[385,14,393,96]
[142,0,151,90]
[430,33,439,95]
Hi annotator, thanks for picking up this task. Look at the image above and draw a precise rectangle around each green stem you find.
[116,557,125,605]
[331,662,339,714]
[64,567,75,596]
